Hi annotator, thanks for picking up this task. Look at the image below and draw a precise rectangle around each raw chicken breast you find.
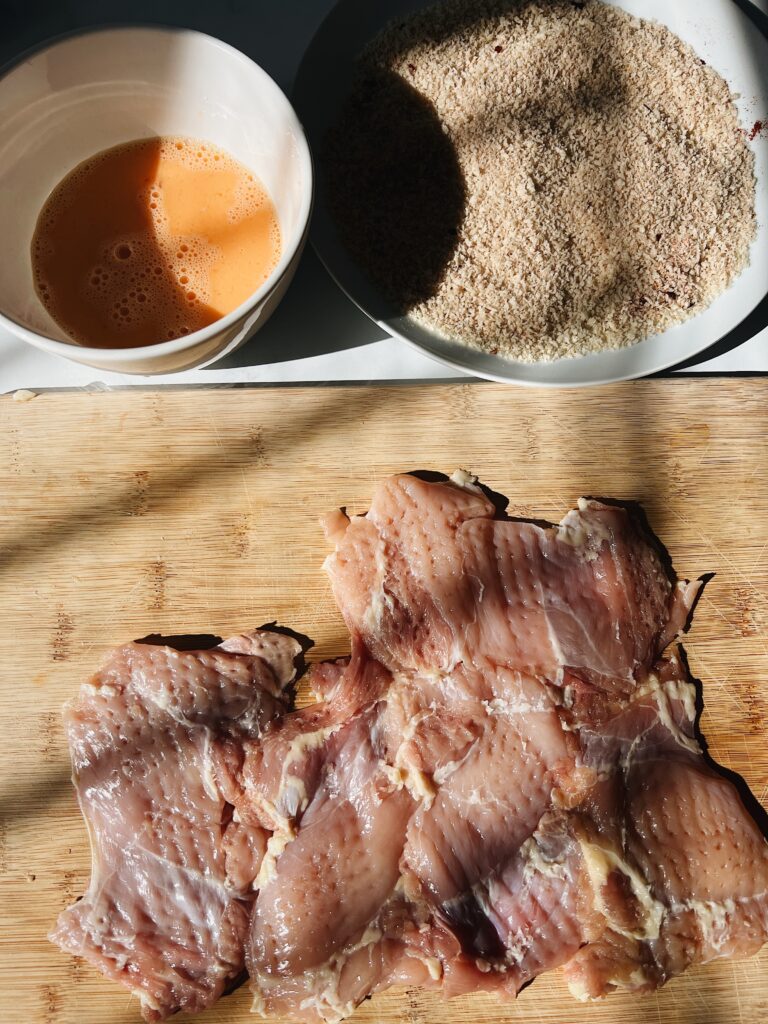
[324,474,694,691]
[51,473,768,1024]
[50,631,300,1021]
[270,472,763,1019]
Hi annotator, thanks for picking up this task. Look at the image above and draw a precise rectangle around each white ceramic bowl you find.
[0,27,313,374]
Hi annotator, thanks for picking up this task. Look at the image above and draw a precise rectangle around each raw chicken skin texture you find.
[51,474,768,1023]
[248,474,766,1019]
[50,632,301,1021]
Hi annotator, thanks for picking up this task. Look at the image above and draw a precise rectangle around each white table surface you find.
[1,0,766,393]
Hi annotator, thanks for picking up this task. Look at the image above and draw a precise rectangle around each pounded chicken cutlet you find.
[52,474,768,1023]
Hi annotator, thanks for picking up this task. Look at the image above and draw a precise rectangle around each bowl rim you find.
[0,24,315,362]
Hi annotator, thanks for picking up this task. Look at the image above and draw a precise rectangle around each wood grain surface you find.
[1,379,767,1024]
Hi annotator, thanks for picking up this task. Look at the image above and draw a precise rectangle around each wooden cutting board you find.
[1,379,767,1024]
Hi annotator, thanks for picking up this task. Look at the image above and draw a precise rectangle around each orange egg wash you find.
[31,137,281,348]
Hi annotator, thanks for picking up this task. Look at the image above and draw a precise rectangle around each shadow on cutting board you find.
[0,384,389,579]
[0,766,72,826]
[680,639,768,841]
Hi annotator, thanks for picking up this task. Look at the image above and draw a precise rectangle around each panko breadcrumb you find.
[324,0,756,362]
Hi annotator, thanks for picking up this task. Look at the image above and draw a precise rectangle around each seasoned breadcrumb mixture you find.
[325,0,756,362]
